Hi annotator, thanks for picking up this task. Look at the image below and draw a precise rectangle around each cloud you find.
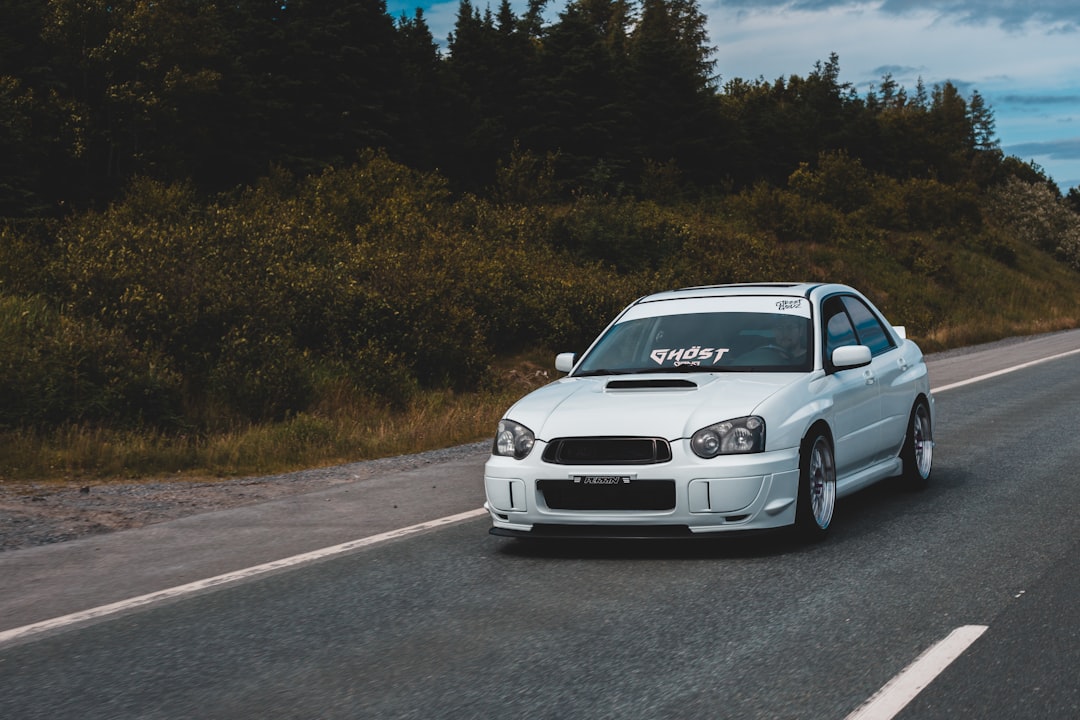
[998,94,1080,107]
[715,0,1080,31]
[870,64,924,77]
[880,1,1080,30]
[1005,137,1080,160]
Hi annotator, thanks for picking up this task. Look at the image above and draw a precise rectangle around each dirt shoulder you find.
[0,441,489,553]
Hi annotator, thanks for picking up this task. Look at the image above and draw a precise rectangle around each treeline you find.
[0,0,1063,215]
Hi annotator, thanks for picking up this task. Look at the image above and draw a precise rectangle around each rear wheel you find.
[900,399,933,489]
[795,431,836,540]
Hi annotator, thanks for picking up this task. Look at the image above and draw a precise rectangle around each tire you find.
[899,399,933,489]
[795,430,836,540]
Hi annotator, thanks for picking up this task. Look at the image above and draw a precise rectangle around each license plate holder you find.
[571,474,635,486]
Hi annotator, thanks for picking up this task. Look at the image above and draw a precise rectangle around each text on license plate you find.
[572,475,633,485]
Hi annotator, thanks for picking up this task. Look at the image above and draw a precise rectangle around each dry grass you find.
[0,357,554,484]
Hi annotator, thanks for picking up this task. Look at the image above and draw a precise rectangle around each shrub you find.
[548,195,692,271]
[0,294,181,429]
[743,182,842,243]
[986,176,1080,270]
[788,151,873,213]
[897,178,982,232]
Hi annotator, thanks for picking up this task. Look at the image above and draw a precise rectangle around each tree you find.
[626,0,720,187]
[0,0,66,215]
[1067,186,1080,215]
[927,81,971,182]
[967,90,998,151]
[532,0,635,191]
[249,0,403,174]
[394,9,452,172]
[38,0,232,199]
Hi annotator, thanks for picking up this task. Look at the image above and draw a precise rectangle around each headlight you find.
[493,419,535,459]
[691,416,765,458]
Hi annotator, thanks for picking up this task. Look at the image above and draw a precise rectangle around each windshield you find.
[574,297,813,375]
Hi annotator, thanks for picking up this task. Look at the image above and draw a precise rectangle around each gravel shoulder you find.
[0,441,489,552]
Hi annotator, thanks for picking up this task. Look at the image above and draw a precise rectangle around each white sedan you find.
[484,283,934,541]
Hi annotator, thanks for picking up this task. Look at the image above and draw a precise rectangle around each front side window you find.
[840,296,894,355]
[825,306,858,358]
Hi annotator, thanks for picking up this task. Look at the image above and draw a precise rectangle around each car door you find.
[820,296,882,478]
[840,296,908,460]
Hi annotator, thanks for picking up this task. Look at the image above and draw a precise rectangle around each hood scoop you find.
[605,378,698,391]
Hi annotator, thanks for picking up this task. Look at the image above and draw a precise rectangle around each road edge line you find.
[0,507,488,647]
[932,347,1080,393]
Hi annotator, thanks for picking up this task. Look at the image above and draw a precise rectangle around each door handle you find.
[864,370,876,386]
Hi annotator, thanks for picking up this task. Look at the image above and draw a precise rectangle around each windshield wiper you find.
[635,364,724,374]
[574,368,632,377]
[579,364,731,376]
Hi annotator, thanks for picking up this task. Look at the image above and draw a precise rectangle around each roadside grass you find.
[0,356,554,484]
[0,392,507,483]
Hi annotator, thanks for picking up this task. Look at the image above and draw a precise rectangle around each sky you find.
[383,0,1080,193]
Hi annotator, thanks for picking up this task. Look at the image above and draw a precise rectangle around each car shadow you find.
[492,465,971,561]
[493,529,804,561]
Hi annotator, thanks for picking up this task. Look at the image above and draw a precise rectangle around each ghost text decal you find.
[650,347,730,366]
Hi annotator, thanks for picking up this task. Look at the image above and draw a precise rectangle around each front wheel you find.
[900,399,933,489]
[795,431,836,540]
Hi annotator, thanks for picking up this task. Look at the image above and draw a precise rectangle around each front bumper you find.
[484,446,802,537]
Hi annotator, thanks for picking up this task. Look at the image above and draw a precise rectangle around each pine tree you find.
[534,0,634,191]
[395,9,450,171]
[627,0,720,188]
[968,90,998,151]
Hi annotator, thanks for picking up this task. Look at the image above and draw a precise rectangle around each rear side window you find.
[840,296,894,355]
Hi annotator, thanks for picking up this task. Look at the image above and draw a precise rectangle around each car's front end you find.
[483,369,810,538]
[484,435,803,538]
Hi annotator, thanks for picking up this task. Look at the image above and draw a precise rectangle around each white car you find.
[484,283,934,540]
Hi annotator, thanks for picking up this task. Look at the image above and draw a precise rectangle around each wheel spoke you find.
[913,406,933,477]
[808,440,835,529]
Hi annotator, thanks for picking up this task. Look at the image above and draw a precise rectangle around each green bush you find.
[548,195,692,271]
[896,178,982,232]
[986,176,1080,270]
[788,151,874,213]
[742,182,843,244]
[0,294,181,429]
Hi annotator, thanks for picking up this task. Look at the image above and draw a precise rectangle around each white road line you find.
[844,625,989,720]
[0,507,488,647]
[932,347,1080,393]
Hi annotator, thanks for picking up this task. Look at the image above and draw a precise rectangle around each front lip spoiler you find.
[490,524,773,540]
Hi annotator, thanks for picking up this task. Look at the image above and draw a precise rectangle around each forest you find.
[2,0,1080,479]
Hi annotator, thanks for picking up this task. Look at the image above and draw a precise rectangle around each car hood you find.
[506,373,800,441]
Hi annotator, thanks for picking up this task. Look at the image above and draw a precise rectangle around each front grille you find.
[538,479,676,511]
[542,437,672,465]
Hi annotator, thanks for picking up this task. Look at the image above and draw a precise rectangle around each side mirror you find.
[555,353,576,374]
[832,345,872,369]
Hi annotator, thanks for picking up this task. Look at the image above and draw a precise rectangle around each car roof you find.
[634,282,843,305]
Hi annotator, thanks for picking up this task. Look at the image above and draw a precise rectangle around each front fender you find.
[756,373,833,452]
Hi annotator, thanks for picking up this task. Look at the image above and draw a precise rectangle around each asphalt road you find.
[1,330,1079,719]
